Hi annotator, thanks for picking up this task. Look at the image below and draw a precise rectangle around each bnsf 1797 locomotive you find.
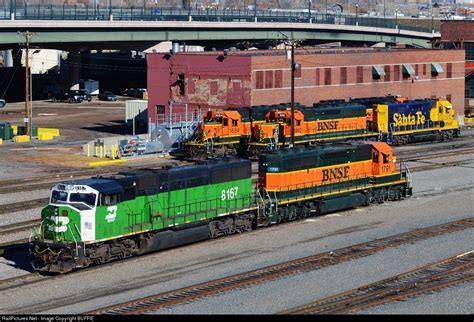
[30,142,412,273]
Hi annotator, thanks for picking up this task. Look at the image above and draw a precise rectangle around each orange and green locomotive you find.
[31,142,411,273]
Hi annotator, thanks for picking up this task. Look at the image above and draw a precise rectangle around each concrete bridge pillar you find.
[3,50,13,67]
[68,52,81,90]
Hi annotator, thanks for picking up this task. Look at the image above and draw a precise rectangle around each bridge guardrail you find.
[0,6,439,33]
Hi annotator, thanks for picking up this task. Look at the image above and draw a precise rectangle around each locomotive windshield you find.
[51,190,68,204]
[50,189,97,210]
[69,193,97,209]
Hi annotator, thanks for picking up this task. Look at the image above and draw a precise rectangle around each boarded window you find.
[233,81,241,92]
[265,70,274,88]
[295,65,302,78]
[394,65,400,81]
[340,67,347,85]
[210,81,218,95]
[384,65,390,82]
[415,64,419,76]
[256,71,264,89]
[423,64,427,75]
[324,68,331,85]
[156,105,165,115]
[356,66,363,83]
[447,63,452,78]
[188,79,195,94]
[315,69,320,86]
[275,70,283,88]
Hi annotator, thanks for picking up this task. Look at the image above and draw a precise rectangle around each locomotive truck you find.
[30,142,411,273]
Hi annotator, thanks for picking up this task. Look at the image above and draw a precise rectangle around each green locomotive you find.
[30,142,412,273]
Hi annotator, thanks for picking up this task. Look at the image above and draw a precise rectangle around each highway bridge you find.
[0,7,440,51]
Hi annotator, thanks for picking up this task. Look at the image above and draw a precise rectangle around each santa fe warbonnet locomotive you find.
[30,142,412,273]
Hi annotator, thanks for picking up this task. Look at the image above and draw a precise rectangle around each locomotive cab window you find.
[383,154,389,164]
[232,119,238,126]
[223,118,228,126]
[372,151,379,162]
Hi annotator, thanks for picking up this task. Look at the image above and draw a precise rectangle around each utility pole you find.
[18,30,35,139]
[290,41,295,147]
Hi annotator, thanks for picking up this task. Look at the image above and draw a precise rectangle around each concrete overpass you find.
[0,20,440,51]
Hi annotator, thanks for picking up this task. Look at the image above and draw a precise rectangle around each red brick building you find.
[440,20,474,114]
[147,47,465,129]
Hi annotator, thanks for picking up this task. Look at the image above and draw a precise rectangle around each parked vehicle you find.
[74,90,92,102]
[0,98,6,108]
[50,90,83,103]
[123,88,147,99]
[98,91,117,101]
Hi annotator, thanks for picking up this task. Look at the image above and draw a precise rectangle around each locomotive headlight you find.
[393,157,397,163]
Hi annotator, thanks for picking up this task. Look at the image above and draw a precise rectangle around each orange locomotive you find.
[250,102,373,157]
[185,105,278,158]
[257,141,412,225]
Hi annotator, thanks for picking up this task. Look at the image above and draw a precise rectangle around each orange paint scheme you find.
[371,142,397,176]
[261,160,373,192]
[260,142,398,192]
[198,110,249,141]
[255,108,367,142]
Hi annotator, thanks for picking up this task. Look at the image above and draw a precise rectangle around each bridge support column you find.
[10,13,15,20]
[68,52,80,90]
[110,14,113,21]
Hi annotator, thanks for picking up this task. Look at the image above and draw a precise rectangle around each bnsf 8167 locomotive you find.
[30,142,412,273]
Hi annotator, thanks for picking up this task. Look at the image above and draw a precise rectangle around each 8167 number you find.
[221,187,238,201]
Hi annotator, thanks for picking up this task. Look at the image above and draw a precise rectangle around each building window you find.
[275,70,283,88]
[156,105,165,115]
[384,65,391,82]
[340,67,347,85]
[466,76,474,98]
[177,73,185,95]
[372,65,385,80]
[402,64,415,78]
[447,63,452,78]
[415,64,419,76]
[423,64,427,75]
[210,81,218,95]
[265,70,274,88]
[394,65,400,81]
[357,66,363,83]
[295,65,302,78]
[431,63,443,77]
[466,43,474,61]
[324,68,331,85]
[315,68,320,86]
[256,71,264,89]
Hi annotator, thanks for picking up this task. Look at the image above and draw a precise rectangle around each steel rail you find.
[84,217,474,315]
[279,251,474,314]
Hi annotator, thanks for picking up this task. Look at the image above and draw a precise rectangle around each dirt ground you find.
[0,97,166,179]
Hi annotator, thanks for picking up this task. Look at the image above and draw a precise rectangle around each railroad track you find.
[0,160,183,195]
[0,219,40,237]
[279,251,474,314]
[0,198,49,216]
[0,140,472,196]
[84,217,474,315]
